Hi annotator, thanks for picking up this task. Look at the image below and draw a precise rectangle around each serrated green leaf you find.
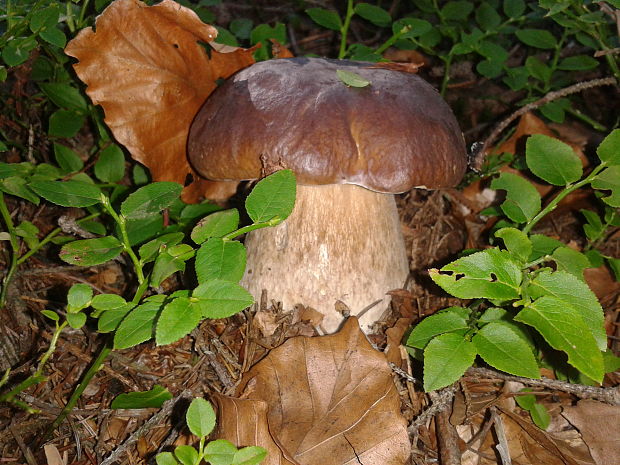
[191,209,239,244]
[591,166,620,207]
[476,2,501,30]
[430,248,522,299]
[503,0,525,18]
[29,180,101,207]
[67,283,93,312]
[528,270,605,350]
[473,321,540,378]
[66,311,87,329]
[441,1,474,20]
[53,143,83,173]
[195,238,246,284]
[97,304,134,333]
[111,385,172,409]
[40,83,87,112]
[156,452,179,465]
[232,446,267,465]
[245,170,296,224]
[336,69,371,88]
[551,247,590,279]
[423,333,477,391]
[150,244,194,288]
[515,29,557,49]
[174,445,199,465]
[596,129,620,165]
[60,236,123,266]
[495,228,532,264]
[95,144,125,183]
[491,172,541,223]
[48,109,85,138]
[121,182,182,219]
[306,8,342,31]
[155,297,202,346]
[0,177,40,204]
[557,55,599,71]
[530,402,550,430]
[406,307,470,349]
[113,299,162,348]
[526,135,582,186]
[186,398,216,438]
[139,232,185,264]
[516,296,603,382]
[204,439,238,465]
[529,234,564,261]
[193,279,254,319]
[354,3,391,27]
[91,294,127,319]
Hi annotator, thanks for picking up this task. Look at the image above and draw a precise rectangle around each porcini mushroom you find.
[188,57,467,333]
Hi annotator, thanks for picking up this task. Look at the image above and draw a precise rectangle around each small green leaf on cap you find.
[336,69,371,88]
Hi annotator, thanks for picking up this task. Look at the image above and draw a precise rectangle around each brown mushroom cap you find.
[188,57,467,194]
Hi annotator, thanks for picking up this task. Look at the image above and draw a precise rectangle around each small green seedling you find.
[156,398,267,465]
[515,389,550,430]
[408,130,620,392]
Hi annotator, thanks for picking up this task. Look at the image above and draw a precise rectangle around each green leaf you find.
[607,257,620,281]
[60,236,123,266]
[97,304,134,333]
[123,215,164,246]
[306,8,342,31]
[230,18,253,40]
[66,311,87,329]
[245,170,296,224]
[30,5,59,32]
[558,55,599,71]
[155,297,202,345]
[0,177,40,204]
[193,279,254,319]
[336,69,371,88]
[95,144,125,183]
[550,247,590,279]
[191,209,239,244]
[515,29,557,49]
[174,445,199,465]
[539,99,568,124]
[525,56,552,83]
[525,135,582,186]
[476,59,503,79]
[603,350,620,373]
[15,220,39,248]
[40,83,87,112]
[406,307,470,349]
[516,296,604,382]
[530,403,550,430]
[91,293,127,317]
[491,172,541,223]
[515,390,536,410]
[48,109,85,138]
[430,248,522,300]
[139,232,185,264]
[581,209,604,242]
[354,3,391,27]
[441,1,474,20]
[214,27,239,47]
[529,234,564,261]
[150,244,194,288]
[186,398,216,438]
[111,385,172,409]
[476,2,501,30]
[29,180,101,207]
[232,446,268,465]
[2,36,37,67]
[156,452,179,465]
[495,228,532,264]
[596,129,620,165]
[392,18,432,38]
[113,298,163,348]
[503,0,525,18]
[591,166,620,207]
[0,162,33,180]
[204,439,238,465]
[121,182,182,219]
[54,143,83,174]
[423,333,477,391]
[67,283,93,312]
[250,23,287,60]
[477,41,509,62]
[39,26,66,48]
[42,310,60,322]
[528,270,606,350]
[473,321,540,378]
[195,238,246,283]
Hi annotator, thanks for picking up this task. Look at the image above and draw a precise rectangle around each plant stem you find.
[221,218,282,241]
[439,54,453,96]
[77,0,91,29]
[338,0,355,59]
[522,163,607,235]
[0,192,19,309]
[566,106,607,132]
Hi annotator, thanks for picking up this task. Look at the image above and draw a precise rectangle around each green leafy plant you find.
[156,398,267,465]
[515,388,551,430]
[407,130,620,391]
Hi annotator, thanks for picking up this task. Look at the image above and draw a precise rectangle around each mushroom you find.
[188,57,467,333]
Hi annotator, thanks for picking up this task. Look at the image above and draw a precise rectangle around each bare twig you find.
[409,384,458,431]
[475,77,618,170]
[436,407,461,465]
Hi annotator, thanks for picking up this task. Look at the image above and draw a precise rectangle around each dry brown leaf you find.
[65,0,255,202]
[216,317,410,465]
[562,400,620,465]
[44,444,65,465]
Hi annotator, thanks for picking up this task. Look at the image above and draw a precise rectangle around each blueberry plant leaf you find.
[354,3,391,27]
[113,298,164,349]
[195,238,246,283]
[94,144,125,183]
[155,297,202,346]
[0,177,40,204]
[193,280,254,319]
[149,244,195,288]
[336,69,371,87]
[406,307,470,349]
[111,385,172,409]
[491,172,541,223]
[232,446,267,465]
[60,236,123,266]
[424,333,477,391]
[203,440,238,465]
[305,8,342,31]
[495,227,532,264]
[155,452,178,465]
[29,180,102,207]
[550,247,590,279]
[245,170,296,224]
[591,166,620,207]
[138,232,185,264]
[528,270,606,350]
[529,234,564,261]
[174,445,199,465]
[97,304,134,333]
[596,128,620,165]
[430,248,522,299]
[53,143,84,173]
[120,182,182,220]
[67,283,93,312]
[472,321,540,378]
[526,134,582,185]
[186,397,216,438]
[516,296,604,382]
[191,209,239,244]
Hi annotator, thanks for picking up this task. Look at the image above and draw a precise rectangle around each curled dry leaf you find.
[65,0,255,202]
[214,317,410,465]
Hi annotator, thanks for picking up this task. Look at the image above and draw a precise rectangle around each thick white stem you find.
[241,184,409,333]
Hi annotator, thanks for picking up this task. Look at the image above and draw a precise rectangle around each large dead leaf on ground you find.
[65,0,255,202]
[562,400,620,465]
[214,317,410,465]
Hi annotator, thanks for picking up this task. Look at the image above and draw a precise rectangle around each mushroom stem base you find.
[241,184,409,333]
